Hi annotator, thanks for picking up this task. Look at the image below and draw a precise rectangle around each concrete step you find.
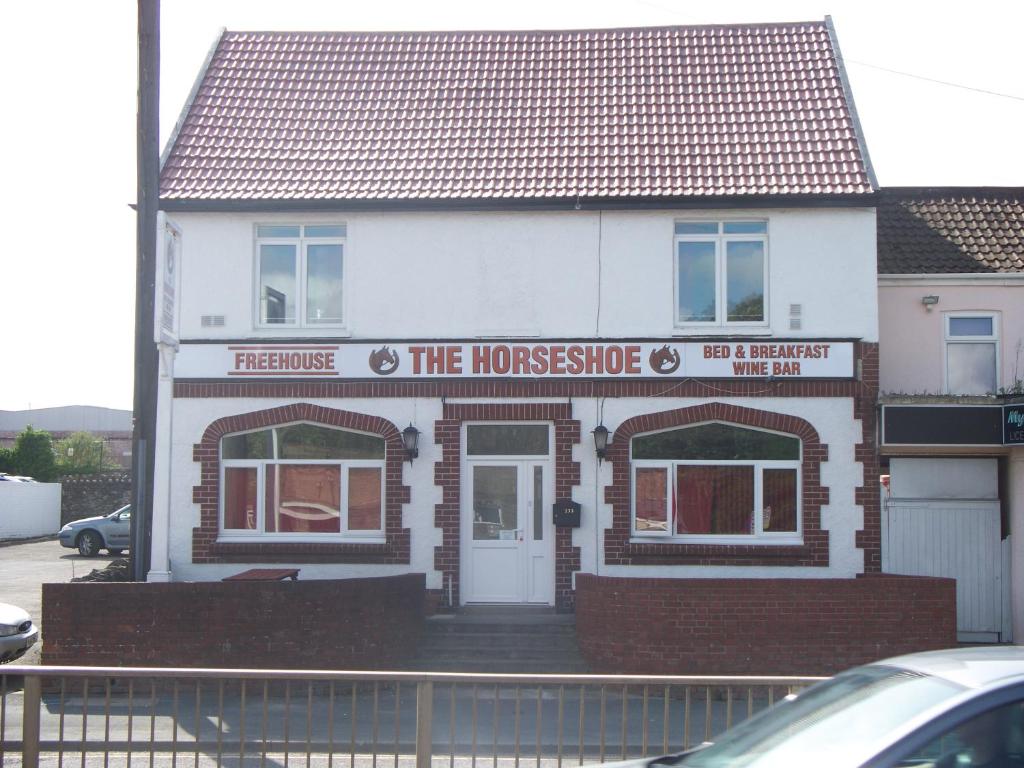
[406,658,591,674]
[406,608,590,674]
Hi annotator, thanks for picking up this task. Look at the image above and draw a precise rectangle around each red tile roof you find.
[877,188,1024,274]
[160,22,875,204]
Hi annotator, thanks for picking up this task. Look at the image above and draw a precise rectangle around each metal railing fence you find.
[1,666,824,768]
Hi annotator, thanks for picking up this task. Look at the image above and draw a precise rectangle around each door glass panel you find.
[467,425,549,455]
[533,466,543,541]
[473,465,518,540]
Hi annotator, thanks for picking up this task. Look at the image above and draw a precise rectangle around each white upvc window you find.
[255,224,346,328]
[674,220,768,327]
[630,422,801,544]
[944,313,999,395]
[220,422,385,540]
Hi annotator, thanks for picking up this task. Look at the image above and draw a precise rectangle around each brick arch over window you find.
[191,403,410,564]
[604,402,829,567]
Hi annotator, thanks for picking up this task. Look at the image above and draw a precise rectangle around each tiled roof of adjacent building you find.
[877,188,1024,274]
[159,21,875,205]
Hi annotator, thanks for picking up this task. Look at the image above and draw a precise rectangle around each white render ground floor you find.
[149,340,882,611]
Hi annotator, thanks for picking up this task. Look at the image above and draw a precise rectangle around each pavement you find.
[0,538,121,665]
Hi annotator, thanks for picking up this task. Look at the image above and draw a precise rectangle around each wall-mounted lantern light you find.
[921,295,939,311]
[401,424,420,463]
[593,424,610,463]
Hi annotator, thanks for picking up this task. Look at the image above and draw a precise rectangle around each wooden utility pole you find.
[132,0,159,581]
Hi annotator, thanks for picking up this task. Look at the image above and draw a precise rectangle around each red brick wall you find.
[576,573,955,676]
[42,574,424,669]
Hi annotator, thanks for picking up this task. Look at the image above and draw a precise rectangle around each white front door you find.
[462,424,554,605]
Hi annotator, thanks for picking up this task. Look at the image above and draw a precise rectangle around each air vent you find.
[789,304,802,330]
[201,315,225,328]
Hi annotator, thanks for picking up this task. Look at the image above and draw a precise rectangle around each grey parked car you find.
[59,504,131,556]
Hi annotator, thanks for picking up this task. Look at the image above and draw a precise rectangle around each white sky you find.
[0,0,1021,412]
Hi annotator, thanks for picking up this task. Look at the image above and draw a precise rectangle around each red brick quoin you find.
[191,403,411,564]
[433,403,582,611]
[604,401,829,567]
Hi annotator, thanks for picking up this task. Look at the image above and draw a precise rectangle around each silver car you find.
[599,646,1024,768]
[58,504,132,557]
[0,602,39,663]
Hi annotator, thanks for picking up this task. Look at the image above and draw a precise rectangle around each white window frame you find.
[943,312,999,395]
[629,423,801,545]
[673,220,769,329]
[254,224,347,329]
[219,422,385,542]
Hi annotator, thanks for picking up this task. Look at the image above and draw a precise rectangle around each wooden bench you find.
[222,568,300,582]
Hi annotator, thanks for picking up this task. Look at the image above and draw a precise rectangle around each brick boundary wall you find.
[42,574,425,669]
[59,473,131,527]
[575,573,956,677]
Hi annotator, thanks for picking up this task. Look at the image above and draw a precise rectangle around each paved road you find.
[0,538,120,665]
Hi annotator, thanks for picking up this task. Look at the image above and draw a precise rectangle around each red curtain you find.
[223,467,257,530]
[348,468,382,531]
[676,466,753,534]
[266,465,341,533]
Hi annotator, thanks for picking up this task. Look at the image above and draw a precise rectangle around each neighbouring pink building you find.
[877,187,1024,642]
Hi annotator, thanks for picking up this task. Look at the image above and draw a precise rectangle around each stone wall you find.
[59,473,131,527]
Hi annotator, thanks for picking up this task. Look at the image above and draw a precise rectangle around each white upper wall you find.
[170,207,878,342]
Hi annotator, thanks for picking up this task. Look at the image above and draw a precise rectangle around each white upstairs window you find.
[255,224,346,328]
[945,313,999,395]
[674,220,768,327]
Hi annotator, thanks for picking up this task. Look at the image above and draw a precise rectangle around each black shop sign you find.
[1006,405,1024,446]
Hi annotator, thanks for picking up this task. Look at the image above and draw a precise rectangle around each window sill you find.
[217,536,387,546]
[251,327,352,337]
[208,538,398,564]
[672,327,773,337]
[629,536,803,547]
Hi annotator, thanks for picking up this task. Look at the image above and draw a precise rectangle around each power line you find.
[846,59,1024,103]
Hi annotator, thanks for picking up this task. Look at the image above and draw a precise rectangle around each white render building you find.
[149,21,883,613]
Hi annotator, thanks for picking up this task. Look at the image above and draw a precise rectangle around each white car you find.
[0,602,39,663]
[599,646,1024,768]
